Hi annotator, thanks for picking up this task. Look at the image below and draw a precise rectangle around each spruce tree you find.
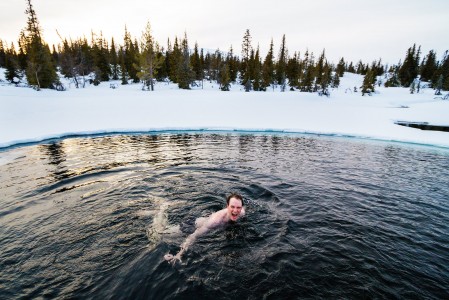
[59,38,79,86]
[437,51,449,91]
[252,46,262,91]
[336,57,345,77]
[191,42,202,81]
[331,71,340,88]
[51,44,59,66]
[385,65,401,87]
[123,26,140,83]
[4,43,21,83]
[0,40,5,67]
[300,50,314,92]
[227,46,238,82]
[286,51,300,90]
[154,47,167,81]
[241,29,252,91]
[262,39,275,90]
[248,49,255,84]
[434,74,443,95]
[347,61,356,73]
[110,38,119,80]
[169,37,182,83]
[177,33,193,89]
[163,39,172,81]
[22,0,58,90]
[361,68,375,96]
[219,63,231,91]
[320,61,331,95]
[91,31,111,83]
[17,32,28,71]
[137,21,160,91]
[276,34,288,91]
[398,44,420,87]
[314,49,326,92]
[118,46,128,85]
[419,50,436,84]
[356,60,367,75]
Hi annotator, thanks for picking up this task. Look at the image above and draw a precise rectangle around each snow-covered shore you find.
[1,72,448,149]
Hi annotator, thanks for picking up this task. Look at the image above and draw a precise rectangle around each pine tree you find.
[219,63,231,91]
[22,0,58,90]
[58,37,92,88]
[154,47,167,81]
[371,59,384,77]
[137,21,161,91]
[59,38,77,84]
[4,43,21,83]
[356,60,366,75]
[207,49,221,81]
[0,40,6,67]
[286,51,300,90]
[118,46,128,85]
[252,46,262,91]
[248,48,255,83]
[347,61,356,73]
[319,61,331,95]
[314,49,326,92]
[300,50,314,92]
[419,50,436,84]
[262,39,275,90]
[227,46,238,82]
[241,29,252,91]
[434,74,443,95]
[51,44,59,66]
[91,31,111,83]
[110,37,119,80]
[437,51,449,91]
[331,71,340,88]
[123,26,140,83]
[398,44,420,87]
[336,57,345,77]
[177,33,193,89]
[276,34,288,91]
[169,37,182,83]
[190,42,202,81]
[361,68,376,96]
[79,37,94,76]
[385,65,401,87]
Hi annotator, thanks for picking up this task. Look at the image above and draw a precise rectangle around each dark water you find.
[1,133,449,299]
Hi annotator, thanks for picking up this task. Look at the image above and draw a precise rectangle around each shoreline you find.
[2,128,449,152]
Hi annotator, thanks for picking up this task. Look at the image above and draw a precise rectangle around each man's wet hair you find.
[226,193,244,206]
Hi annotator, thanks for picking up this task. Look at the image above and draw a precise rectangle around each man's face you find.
[227,197,243,221]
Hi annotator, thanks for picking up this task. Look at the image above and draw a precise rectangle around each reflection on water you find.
[0,133,449,299]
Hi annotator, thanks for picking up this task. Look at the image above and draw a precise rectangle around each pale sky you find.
[1,0,448,64]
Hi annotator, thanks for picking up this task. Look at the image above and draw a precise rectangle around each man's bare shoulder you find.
[206,208,228,227]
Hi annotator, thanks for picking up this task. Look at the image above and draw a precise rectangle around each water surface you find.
[1,133,448,299]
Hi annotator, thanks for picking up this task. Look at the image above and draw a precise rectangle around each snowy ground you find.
[1,70,448,149]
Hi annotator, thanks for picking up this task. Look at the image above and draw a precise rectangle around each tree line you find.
[1,0,448,95]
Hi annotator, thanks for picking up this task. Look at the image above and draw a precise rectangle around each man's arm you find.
[164,210,225,264]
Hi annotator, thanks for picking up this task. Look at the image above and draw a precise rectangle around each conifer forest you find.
[1,0,448,95]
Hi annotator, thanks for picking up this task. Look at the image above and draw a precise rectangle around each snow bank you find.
[1,71,448,149]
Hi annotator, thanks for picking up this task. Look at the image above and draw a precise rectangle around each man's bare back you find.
[164,194,245,264]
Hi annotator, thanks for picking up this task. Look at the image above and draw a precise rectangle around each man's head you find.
[226,193,244,221]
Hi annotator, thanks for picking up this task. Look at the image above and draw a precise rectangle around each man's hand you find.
[164,248,184,265]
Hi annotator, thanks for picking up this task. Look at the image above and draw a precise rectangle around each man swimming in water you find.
[164,193,245,264]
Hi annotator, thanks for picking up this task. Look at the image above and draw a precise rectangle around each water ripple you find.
[0,133,448,299]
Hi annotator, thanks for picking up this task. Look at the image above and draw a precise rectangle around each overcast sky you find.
[1,0,448,64]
